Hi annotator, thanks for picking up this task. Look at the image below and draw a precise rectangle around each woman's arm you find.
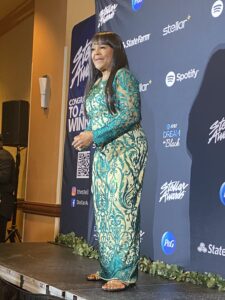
[93,68,141,146]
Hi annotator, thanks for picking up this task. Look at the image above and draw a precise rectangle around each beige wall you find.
[0,15,34,237]
[23,0,95,242]
[66,0,95,46]
[23,0,67,241]
[0,16,34,198]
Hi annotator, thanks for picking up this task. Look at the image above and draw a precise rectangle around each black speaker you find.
[2,100,29,147]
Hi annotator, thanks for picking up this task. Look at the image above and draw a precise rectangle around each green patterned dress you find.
[85,68,148,284]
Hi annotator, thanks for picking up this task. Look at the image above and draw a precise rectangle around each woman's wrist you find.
[86,131,93,145]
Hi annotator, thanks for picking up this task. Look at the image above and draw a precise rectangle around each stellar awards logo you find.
[68,39,90,133]
[159,180,189,203]
[208,117,225,144]
[98,4,118,28]
[70,39,91,89]
[211,0,224,17]
[161,231,176,255]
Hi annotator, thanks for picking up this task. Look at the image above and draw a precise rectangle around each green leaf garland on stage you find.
[55,232,225,292]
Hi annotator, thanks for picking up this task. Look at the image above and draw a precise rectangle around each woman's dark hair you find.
[85,31,129,114]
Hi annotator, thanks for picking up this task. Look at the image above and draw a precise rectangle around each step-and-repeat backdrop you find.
[61,0,225,276]
[60,15,95,239]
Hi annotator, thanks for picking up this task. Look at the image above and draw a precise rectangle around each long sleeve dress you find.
[85,67,148,284]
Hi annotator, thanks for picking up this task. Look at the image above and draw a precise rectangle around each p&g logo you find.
[219,182,225,205]
[161,231,176,255]
[132,0,144,11]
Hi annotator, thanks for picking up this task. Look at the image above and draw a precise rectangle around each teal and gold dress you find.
[85,68,148,285]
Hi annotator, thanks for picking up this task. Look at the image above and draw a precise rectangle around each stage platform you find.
[0,242,224,299]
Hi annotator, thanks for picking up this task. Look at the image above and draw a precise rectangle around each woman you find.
[72,31,148,292]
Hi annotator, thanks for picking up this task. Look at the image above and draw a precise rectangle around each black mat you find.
[0,277,62,300]
[0,242,224,300]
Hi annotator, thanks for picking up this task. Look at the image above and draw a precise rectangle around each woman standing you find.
[72,31,148,292]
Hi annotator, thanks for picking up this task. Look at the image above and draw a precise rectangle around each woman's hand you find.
[72,131,93,150]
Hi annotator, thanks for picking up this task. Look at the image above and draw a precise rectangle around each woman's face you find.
[91,42,114,73]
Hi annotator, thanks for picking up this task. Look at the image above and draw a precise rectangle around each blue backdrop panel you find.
[188,45,225,275]
[60,15,95,239]
[95,0,225,276]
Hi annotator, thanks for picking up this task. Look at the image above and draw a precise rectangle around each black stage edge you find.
[0,243,224,300]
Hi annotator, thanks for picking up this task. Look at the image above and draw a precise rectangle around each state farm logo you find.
[208,117,225,144]
[211,0,224,18]
[139,80,152,92]
[165,68,199,87]
[197,242,225,256]
[197,242,208,253]
[123,33,151,49]
[98,4,118,28]
[163,15,191,36]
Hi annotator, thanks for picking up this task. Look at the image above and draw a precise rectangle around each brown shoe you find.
[102,279,127,292]
[86,273,101,281]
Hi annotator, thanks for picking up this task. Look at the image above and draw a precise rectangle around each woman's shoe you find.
[86,273,101,281]
[102,279,127,292]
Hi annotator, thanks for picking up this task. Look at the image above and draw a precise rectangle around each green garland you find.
[55,232,99,259]
[55,232,225,291]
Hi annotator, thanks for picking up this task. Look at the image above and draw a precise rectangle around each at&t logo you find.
[211,0,224,18]
[132,0,144,11]
[163,123,181,148]
[165,68,199,87]
[161,231,176,255]
[219,182,225,205]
